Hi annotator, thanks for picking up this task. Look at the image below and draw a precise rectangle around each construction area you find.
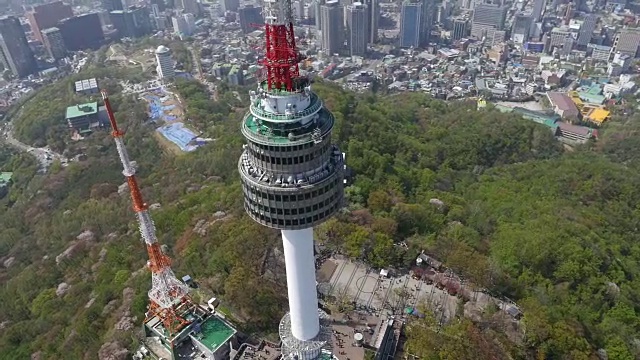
[143,88,183,124]
[107,43,158,71]
[140,88,211,152]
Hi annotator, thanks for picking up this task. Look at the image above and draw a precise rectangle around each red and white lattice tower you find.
[261,0,302,91]
[102,91,193,336]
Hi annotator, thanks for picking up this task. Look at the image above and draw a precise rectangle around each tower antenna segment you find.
[102,90,192,336]
[262,0,301,91]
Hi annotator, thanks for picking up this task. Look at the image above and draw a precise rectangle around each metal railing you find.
[241,110,334,145]
[250,94,322,122]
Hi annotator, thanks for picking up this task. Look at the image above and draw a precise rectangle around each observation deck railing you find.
[250,93,322,122]
[241,109,334,145]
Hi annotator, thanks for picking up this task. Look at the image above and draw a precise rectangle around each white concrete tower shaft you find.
[282,228,320,341]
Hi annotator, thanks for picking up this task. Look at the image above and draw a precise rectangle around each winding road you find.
[1,104,68,172]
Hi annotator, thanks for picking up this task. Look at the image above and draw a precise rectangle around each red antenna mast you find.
[102,90,193,336]
[261,0,302,91]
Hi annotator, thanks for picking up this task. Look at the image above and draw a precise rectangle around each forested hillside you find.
[0,77,638,359]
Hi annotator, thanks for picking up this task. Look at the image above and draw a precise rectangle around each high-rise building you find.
[452,17,468,40]
[183,13,196,34]
[102,0,124,11]
[41,27,66,60]
[612,28,640,58]
[560,36,574,56]
[155,45,174,81]
[577,14,597,46]
[58,13,105,51]
[150,0,166,12]
[172,14,189,35]
[239,0,344,358]
[400,1,422,48]
[26,1,73,42]
[238,5,263,34]
[221,0,239,12]
[292,0,304,19]
[531,0,545,22]
[470,3,507,40]
[363,0,379,43]
[110,6,152,39]
[548,26,571,49]
[346,2,367,56]
[421,0,435,45]
[180,0,201,17]
[313,0,322,29]
[152,14,167,30]
[98,10,113,26]
[0,16,37,78]
[511,13,531,43]
[151,3,161,17]
[437,1,452,24]
[320,0,344,55]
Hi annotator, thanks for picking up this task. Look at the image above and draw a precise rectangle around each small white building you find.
[74,78,98,95]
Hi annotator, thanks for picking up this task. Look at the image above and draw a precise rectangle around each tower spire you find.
[261,0,301,91]
[101,90,192,335]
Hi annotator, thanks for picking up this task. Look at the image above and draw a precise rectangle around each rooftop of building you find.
[0,172,12,184]
[547,92,579,112]
[156,45,170,54]
[192,315,236,352]
[74,78,98,92]
[41,27,60,34]
[66,102,98,119]
[145,304,237,359]
[229,65,241,75]
[584,107,610,124]
[557,121,595,137]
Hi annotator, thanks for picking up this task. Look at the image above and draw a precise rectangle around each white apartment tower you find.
[155,45,175,81]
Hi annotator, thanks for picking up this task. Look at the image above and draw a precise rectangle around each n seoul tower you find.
[238,0,345,357]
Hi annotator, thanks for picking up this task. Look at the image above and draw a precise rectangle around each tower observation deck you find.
[238,0,344,358]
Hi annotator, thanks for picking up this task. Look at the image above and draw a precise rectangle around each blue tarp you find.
[144,91,178,122]
[157,122,202,152]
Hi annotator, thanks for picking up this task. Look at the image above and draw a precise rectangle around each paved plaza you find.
[322,258,460,324]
